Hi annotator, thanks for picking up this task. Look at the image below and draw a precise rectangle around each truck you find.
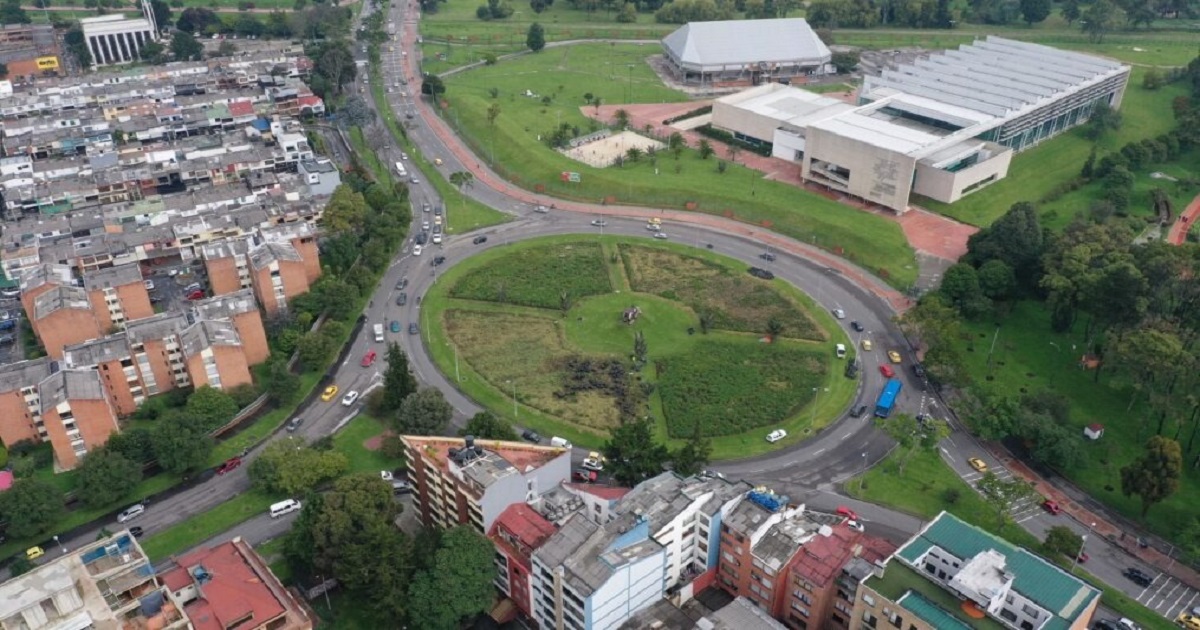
[874,378,902,418]
[373,323,384,342]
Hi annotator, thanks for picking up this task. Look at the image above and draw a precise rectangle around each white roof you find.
[662,18,830,71]
[718,83,854,128]
[809,110,946,155]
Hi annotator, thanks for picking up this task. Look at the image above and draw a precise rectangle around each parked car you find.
[1076,551,1089,563]
[432,256,446,267]
[413,244,423,256]
[581,453,605,471]
[748,267,775,280]
[473,235,488,244]
[765,429,787,443]
[572,469,598,483]
[521,429,542,443]
[1041,499,1061,515]
[912,363,927,378]
[341,390,360,406]
[26,546,44,560]
[1176,613,1200,630]
[286,417,303,432]
[967,457,989,473]
[361,350,377,367]
[879,364,895,379]
[129,526,144,538]
[415,232,428,245]
[1091,620,1120,630]
[216,457,242,475]
[1123,567,1153,587]
[117,504,146,523]
[186,290,205,300]
[0,335,14,345]
[850,321,864,332]
[836,506,858,520]
[321,385,339,401]
[391,480,412,494]
[143,279,154,290]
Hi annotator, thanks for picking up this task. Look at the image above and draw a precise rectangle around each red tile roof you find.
[404,436,566,478]
[228,100,255,117]
[788,524,895,587]
[491,503,557,550]
[161,540,290,630]
[297,95,323,109]
[565,483,629,501]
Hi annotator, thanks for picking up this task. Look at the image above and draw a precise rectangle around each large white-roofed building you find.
[709,36,1129,213]
[661,18,832,86]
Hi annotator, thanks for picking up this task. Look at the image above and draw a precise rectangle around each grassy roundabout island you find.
[420,235,857,459]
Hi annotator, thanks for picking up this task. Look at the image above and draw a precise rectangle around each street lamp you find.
[858,452,868,492]
[1070,535,1088,574]
[53,535,65,554]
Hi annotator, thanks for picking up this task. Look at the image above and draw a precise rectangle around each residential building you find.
[202,239,254,296]
[180,319,252,391]
[38,368,120,469]
[490,503,560,623]
[298,158,342,196]
[62,333,144,417]
[0,358,55,448]
[661,18,832,86]
[125,312,192,395]
[852,511,1101,630]
[401,435,571,533]
[191,289,271,366]
[32,285,102,359]
[82,263,153,332]
[248,241,310,315]
[18,262,74,320]
[80,9,158,67]
[621,595,789,630]
[261,222,321,285]
[159,537,314,630]
[0,531,189,630]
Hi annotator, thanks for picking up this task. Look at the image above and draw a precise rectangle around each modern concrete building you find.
[191,289,271,366]
[82,263,153,332]
[661,18,831,86]
[0,531,189,630]
[180,319,253,391]
[80,10,158,67]
[297,158,342,196]
[37,368,120,469]
[710,36,1128,213]
[159,538,314,630]
[853,512,1100,630]
[401,435,571,533]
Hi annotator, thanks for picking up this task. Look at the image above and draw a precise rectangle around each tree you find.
[616,1,637,21]
[671,421,711,477]
[140,40,167,64]
[449,171,474,192]
[698,139,714,159]
[170,31,204,61]
[531,0,549,11]
[338,95,375,128]
[149,0,172,28]
[249,438,349,495]
[407,527,496,629]
[1084,103,1122,140]
[314,40,356,94]
[939,263,990,318]
[106,427,154,464]
[897,293,970,388]
[150,411,214,474]
[176,6,219,32]
[1061,0,1080,23]
[1041,525,1083,562]
[186,386,240,431]
[396,388,453,435]
[0,0,31,23]
[831,50,860,74]
[1018,0,1050,23]
[321,184,369,234]
[1121,436,1182,517]
[8,556,34,577]
[603,419,669,486]
[613,108,630,129]
[1143,69,1164,90]
[263,359,300,404]
[976,259,1016,301]
[76,447,142,508]
[875,413,949,474]
[766,318,784,339]
[421,73,446,96]
[382,343,419,411]
[526,22,545,52]
[1081,0,1119,42]
[964,201,1044,294]
[486,102,501,126]
[1080,146,1097,178]
[460,411,518,441]
[0,478,63,538]
[976,472,1039,528]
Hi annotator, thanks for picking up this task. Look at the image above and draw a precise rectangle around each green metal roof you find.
[896,512,1099,624]
[898,591,975,630]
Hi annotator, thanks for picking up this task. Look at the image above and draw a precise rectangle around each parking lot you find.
[0,298,24,364]
[144,261,210,314]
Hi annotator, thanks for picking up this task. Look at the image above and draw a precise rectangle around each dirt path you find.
[1166,193,1200,245]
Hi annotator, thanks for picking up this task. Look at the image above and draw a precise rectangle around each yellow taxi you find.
[861,339,872,351]
[1177,613,1200,630]
[26,546,44,560]
[967,457,988,473]
[320,385,340,402]
[888,350,902,364]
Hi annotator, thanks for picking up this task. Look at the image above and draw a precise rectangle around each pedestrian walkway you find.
[1166,193,1200,245]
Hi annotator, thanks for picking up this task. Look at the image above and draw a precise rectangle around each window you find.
[1021,603,1040,618]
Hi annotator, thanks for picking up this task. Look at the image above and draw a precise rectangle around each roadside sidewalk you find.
[989,446,1200,591]
[1166,193,1200,245]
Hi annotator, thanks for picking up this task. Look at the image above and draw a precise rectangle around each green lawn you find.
[420,0,677,48]
[917,67,1190,227]
[140,491,278,562]
[422,235,856,459]
[955,300,1199,541]
[332,414,405,474]
[440,43,917,288]
[848,448,1175,630]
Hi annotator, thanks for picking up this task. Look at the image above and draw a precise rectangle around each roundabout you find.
[415,233,865,460]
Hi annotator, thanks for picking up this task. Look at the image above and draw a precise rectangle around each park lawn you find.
[420,0,676,47]
[140,490,278,562]
[848,449,1176,630]
[332,414,406,474]
[423,235,855,458]
[441,43,917,288]
[449,240,611,307]
[955,300,1199,541]
[918,67,1189,227]
[1039,151,1199,231]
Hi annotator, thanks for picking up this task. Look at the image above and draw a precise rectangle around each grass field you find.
[955,301,1199,542]
[620,243,823,341]
[848,449,1176,630]
[448,240,611,308]
[140,490,277,561]
[424,235,855,458]
[333,414,405,474]
[439,43,917,288]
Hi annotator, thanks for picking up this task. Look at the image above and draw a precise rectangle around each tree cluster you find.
[477,0,515,19]
[655,0,735,23]
[249,438,349,495]
[807,0,953,28]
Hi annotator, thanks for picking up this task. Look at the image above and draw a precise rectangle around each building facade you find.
[82,263,153,332]
[490,503,560,622]
[38,369,120,469]
[80,12,158,67]
[661,18,831,86]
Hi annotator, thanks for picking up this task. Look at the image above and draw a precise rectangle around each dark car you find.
[844,361,859,379]
[521,429,542,443]
[850,321,864,332]
[395,277,408,290]
[432,256,446,267]
[473,235,488,245]
[396,292,407,306]
[434,205,443,216]
[748,267,775,280]
[0,334,14,345]
[415,232,428,245]
[408,322,419,335]
[1123,567,1153,587]
[759,252,776,262]
[912,363,927,378]
[286,417,303,432]
[1091,620,1120,630]
[851,405,868,417]
[572,469,598,483]
[129,526,144,538]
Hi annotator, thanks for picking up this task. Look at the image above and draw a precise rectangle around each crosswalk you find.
[959,465,1043,523]
[1135,573,1200,620]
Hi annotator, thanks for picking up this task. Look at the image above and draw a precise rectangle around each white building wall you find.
[586,550,666,630]
[802,127,916,213]
[912,145,1013,204]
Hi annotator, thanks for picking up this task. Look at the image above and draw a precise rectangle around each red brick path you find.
[1167,194,1200,245]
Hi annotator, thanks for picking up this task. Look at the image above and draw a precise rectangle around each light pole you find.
[1070,535,1088,574]
[507,379,517,418]
[811,387,829,425]
[858,452,868,492]
[53,535,65,554]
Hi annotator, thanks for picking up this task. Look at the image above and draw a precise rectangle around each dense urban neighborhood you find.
[0,0,1199,627]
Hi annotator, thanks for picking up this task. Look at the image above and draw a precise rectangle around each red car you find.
[572,469,598,483]
[879,364,895,378]
[186,290,205,300]
[1076,551,1089,563]
[361,350,377,367]
[836,505,859,521]
[1041,499,1061,515]
[216,456,242,475]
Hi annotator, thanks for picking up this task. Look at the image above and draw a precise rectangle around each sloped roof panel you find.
[662,18,830,71]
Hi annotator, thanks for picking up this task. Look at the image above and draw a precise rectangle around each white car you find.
[341,390,360,406]
[766,429,788,443]
[421,220,430,230]
[832,308,846,319]
[381,470,394,482]
[143,279,154,290]
[581,458,604,472]
[413,244,423,256]
[591,219,608,227]
[835,343,847,359]
[117,504,146,523]
[653,232,668,240]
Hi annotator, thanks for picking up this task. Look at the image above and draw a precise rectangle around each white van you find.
[269,499,302,518]
[374,323,385,342]
[550,436,572,449]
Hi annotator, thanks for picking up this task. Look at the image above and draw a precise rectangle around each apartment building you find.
[32,285,103,359]
[17,262,74,316]
[0,358,55,447]
[38,369,120,469]
[261,222,321,286]
[159,538,314,630]
[191,289,271,366]
[180,319,252,391]
[62,333,144,417]
[402,435,572,533]
[622,596,790,630]
[490,503,560,623]
[125,312,192,395]
[852,512,1100,630]
[82,263,153,332]
[0,531,189,630]
[248,241,311,315]
[202,239,253,296]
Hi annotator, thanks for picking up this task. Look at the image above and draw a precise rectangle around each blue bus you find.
[874,379,903,418]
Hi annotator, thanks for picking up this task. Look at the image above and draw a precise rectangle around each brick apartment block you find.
[190,289,270,366]
[248,242,312,316]
[31,285,102,360]
[82,263,153,332]
[180,319,252,391]
[0,358,55,448]
[38,368,120,469]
